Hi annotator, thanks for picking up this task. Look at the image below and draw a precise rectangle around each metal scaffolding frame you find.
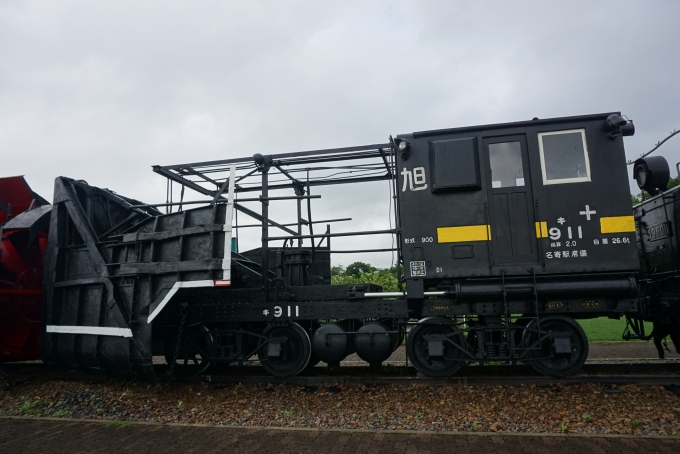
[150,142,403,295]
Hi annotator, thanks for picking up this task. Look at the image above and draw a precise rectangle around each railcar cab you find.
[396,113,638,282]
[395,113,639,377]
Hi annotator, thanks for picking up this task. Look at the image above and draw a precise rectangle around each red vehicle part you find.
[0,176,50,361]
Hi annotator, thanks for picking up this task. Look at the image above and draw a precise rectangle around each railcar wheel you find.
[258,322,312,377]
[523,315,589,377]
[164,323,213,376]
[406,317,466,377]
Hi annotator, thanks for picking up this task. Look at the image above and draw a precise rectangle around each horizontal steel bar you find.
[53,277,105,288]
[328,248,399,254]
[258,195,321,201]
[153,164,226,200]
[120,224,224,243]
[157,168,390,199]
[223,174,392,194]
[266,229,397,241]
[130,200,219,208]
[159,143,391,170]
[327,330,401,336]
[235,218,352,229]
[274,151,385,167]
[234,203,299,237]
[156,165,304,236]
[130,194,321,208]
[363,291,444,298]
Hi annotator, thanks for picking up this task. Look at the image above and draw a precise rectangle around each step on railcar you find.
[40,112,671,379]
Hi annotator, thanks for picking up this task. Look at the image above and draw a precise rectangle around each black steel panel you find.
[42,177,164,377]
[636,187,680,276]
[428,137,480,192]
[510,192,532,255]
[421,297,638,317]
[634,186,680,323]
[239,247,331,286]
[493,193,513,257]
[118,259,223,275]
[175,299,408,324]
[452,245,474,259]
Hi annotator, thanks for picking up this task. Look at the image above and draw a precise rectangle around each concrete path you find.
[1,418,679,454]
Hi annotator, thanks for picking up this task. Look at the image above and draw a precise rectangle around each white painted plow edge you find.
[46,325,133,337]
[147,165,236,323]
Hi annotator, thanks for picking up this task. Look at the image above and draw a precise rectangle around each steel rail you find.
[196,373,680,387]
[3,363,680,387]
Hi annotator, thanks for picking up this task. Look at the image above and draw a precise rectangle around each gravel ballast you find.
[2,377,680,435]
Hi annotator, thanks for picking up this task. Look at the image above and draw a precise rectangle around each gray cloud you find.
[1,0,679,267]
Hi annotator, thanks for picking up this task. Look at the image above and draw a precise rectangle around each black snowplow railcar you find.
[40,111,660,380]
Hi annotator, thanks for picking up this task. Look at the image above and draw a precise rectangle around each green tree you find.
[631,176,679,205]
[331,262,400,292]
[331,264,346,277]
[344,261,376,278]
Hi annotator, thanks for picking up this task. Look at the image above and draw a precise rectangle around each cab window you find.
[489,141,524,188]
[538,129,591,185]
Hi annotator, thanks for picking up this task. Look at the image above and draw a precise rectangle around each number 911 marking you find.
[263,305,300,318]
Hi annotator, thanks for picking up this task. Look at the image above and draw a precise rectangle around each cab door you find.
[483,135,539,265]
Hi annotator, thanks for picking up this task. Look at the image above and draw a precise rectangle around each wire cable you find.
[627,129,680,165]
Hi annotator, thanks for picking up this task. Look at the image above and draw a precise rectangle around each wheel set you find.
[163,315,589,378]
[406,317,466,377]
[257,322,312,377]
[405,315,589,378]
[521,316,589,377]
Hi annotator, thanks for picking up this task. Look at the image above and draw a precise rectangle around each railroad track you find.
[198,371,680,387]
[3,362,680,387]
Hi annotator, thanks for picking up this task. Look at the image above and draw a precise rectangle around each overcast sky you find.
[2,1,679,267]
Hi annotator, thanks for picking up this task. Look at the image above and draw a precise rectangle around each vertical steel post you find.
[297,198,302,247]
[261,161,270,298]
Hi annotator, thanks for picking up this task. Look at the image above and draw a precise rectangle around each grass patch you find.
[576,317,651,342]
[16,400,42,417]
[278,410,295,419]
